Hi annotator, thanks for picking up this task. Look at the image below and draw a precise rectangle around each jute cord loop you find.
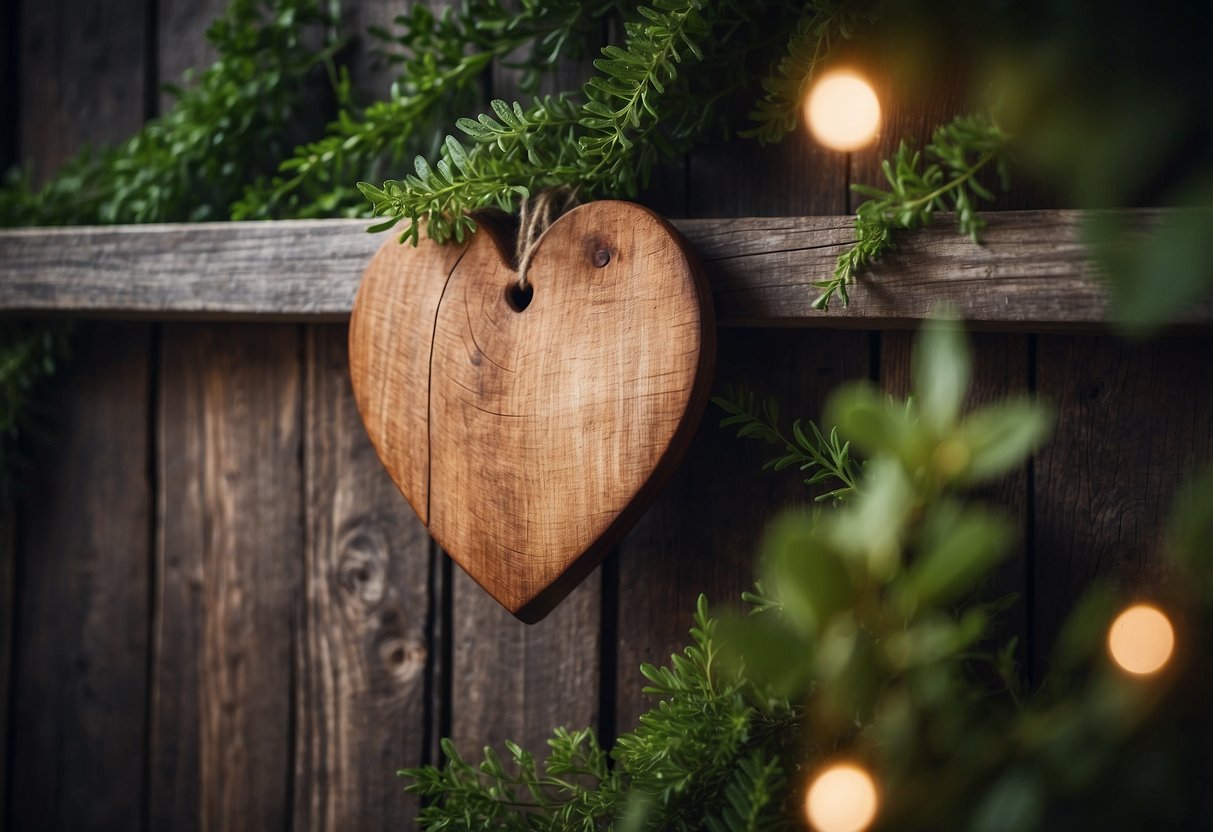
[516,186,580,290]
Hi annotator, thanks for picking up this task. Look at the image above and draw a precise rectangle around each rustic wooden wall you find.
[3,1,1211,830]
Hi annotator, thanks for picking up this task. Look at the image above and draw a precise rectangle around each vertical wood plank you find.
[1032,335,1213,681]
[1,0,18,169]
[339,0,404,101]
[157,0,227,112]
[149,324,303,832]
[18,0,148,181]
[445,21,603,761]
[615,92,857,733]
[613,329,869,732]
[880,332,1032,651]
[293,324,433,831]
[8,323,151,831]
[0,504,11,826]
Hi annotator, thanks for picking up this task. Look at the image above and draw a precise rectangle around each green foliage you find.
[234,0,618,220]
[818,113,1013,310]
[403,594,798,831]
[0,0,333,227]
[712,386,857,501]
[359,0,823,244]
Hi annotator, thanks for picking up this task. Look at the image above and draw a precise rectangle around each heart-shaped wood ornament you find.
[349,200,715,622]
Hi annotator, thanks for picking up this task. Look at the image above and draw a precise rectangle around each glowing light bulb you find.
[804,762,879,832]
[1108,603,1175,676]
[805,71,881,152]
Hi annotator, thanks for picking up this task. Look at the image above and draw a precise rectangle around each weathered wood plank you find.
[8,323,151,831]
[450,568,602,758]
[293,324,433,831]
[445,25,603,762]
[17,0,148,181]
[0,504,12,826]
[157,0,227,113]
[1032,335,1213,682]
[149,324,303,832]
[880,332,1032,659]
[613,329,871,733]
[612,108,862,733]
[3,210,1206,328]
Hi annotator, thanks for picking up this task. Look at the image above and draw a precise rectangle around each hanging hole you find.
[506,282,534,312]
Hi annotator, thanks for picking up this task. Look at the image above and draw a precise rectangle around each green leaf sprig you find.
[713,386,858,502]
[817,112,1013,310]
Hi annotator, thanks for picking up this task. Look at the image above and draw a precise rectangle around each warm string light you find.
[804,762,879,832]
[1108,603,1175,675]
[805,71,881,152]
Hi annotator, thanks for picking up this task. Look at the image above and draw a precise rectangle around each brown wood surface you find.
[854,57,1035,665]
[613,126,862,732]
[350,203,715,620]
[442,34,607,769]
[149,324,303,832]
[6,211,1201,328]
[880,332,1033,659]
[157,0,227,113]
[7,323,151,831]
[294,325,434,831]
[1031,335,1213,682]
[17,0,148,182]
[0,505,11,826]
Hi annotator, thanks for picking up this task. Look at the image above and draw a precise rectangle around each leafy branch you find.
[403,594,797,830]
[816,112,1013,309]
[743,1,874,144]
[235,0,617,220]
[360,0,825,243]
[713,386,858,502]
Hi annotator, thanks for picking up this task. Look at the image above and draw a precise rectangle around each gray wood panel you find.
[7,323,151,831]
[293,325,434,831]
[446,18,603,763]
[17,0,148,181]
[0,505,11,826]
[157,0,228,113]
[1031,335,1213,682]
[3,211,1199,328]
[880,332,1032,659]
[148,324,303,831]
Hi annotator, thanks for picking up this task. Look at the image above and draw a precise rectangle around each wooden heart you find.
[349,200,714,622]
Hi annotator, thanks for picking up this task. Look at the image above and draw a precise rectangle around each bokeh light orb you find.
[805,71,881,152]
[804,762,879,832]
[1108,603,1175,676]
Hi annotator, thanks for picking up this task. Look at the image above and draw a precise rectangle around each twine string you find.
[515,186,580,290]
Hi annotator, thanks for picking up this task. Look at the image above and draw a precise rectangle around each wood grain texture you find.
[294,325,433,831]
[613,113,861,733]
[614,329,871,732]
[0,505,11,828]
[880,332,1032,654]
[449,566,601,758]
[7,323,151,832]
[4,211,1209,328]
[1031,335,1213,681]
[442,32,605,766]
[149,324,303,832]
[348,231,468,523]
[157,0,227,112]
[350,203,715,621]
[17,0,147,181]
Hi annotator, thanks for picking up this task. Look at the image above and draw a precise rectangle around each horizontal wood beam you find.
[1,209,1208,329]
